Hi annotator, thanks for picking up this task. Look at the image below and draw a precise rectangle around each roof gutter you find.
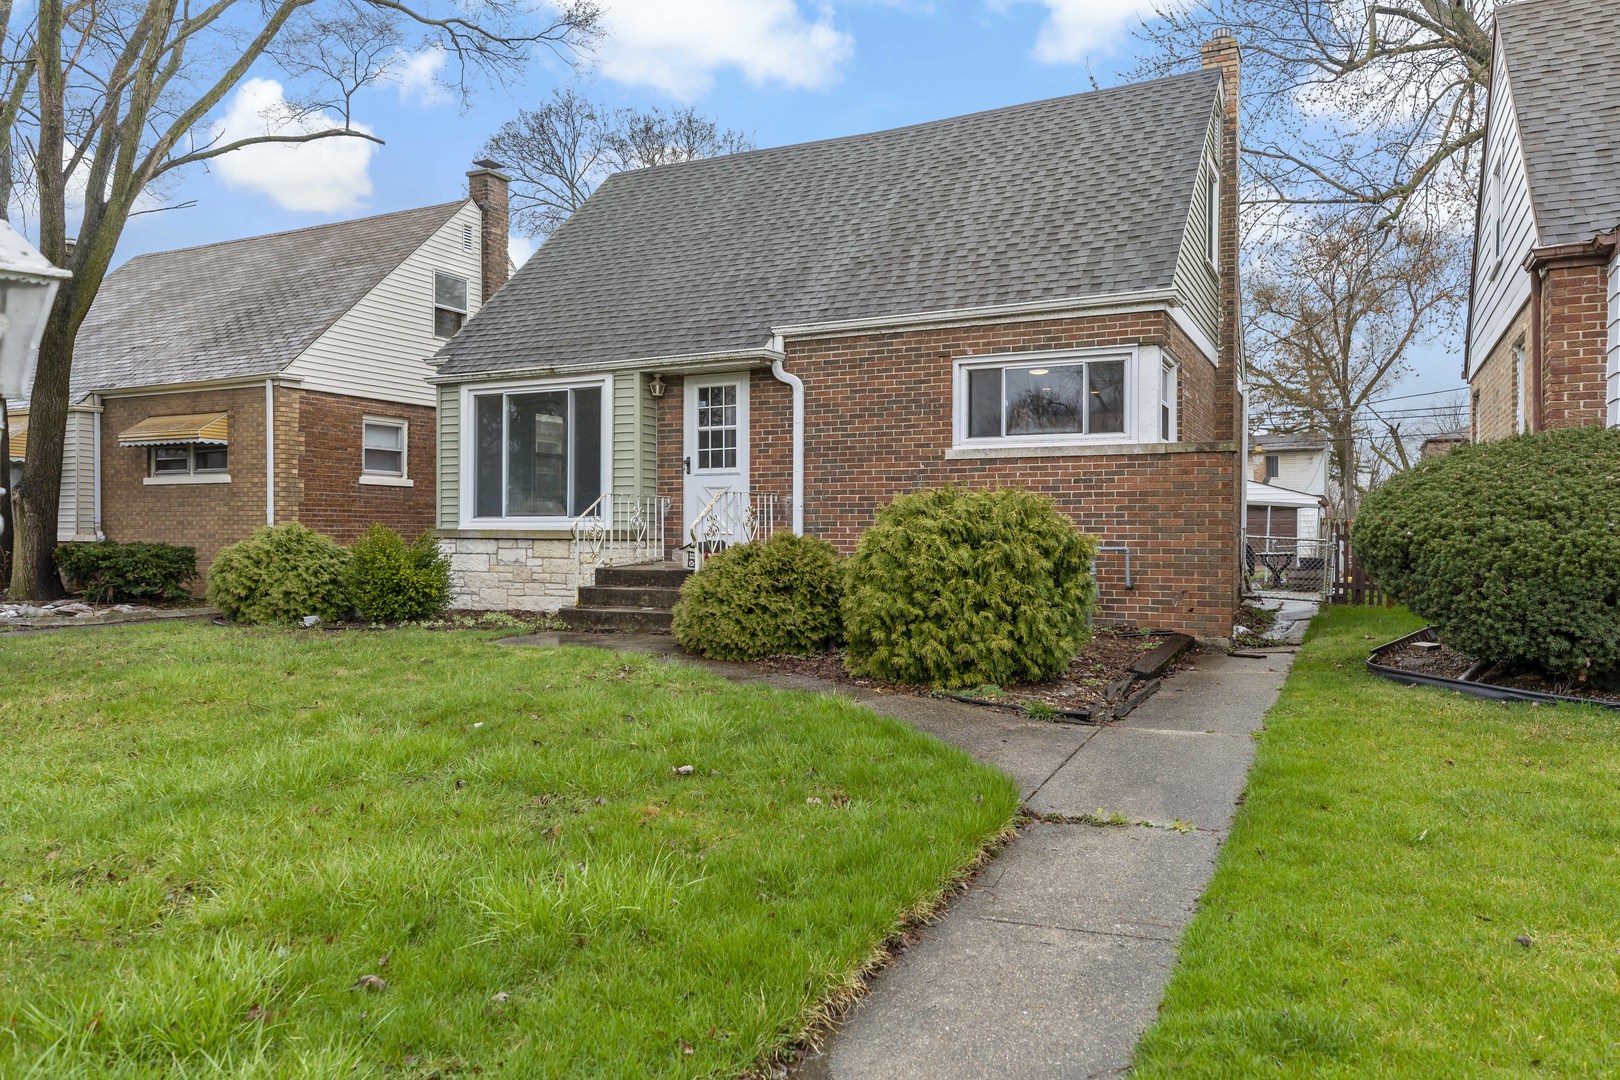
[425,347,785,386]
[769,288,1181,340]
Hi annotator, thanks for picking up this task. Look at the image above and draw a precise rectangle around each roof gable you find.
[69,200,466,399]
[436,70,1224,377]
[1496,0,1620,246]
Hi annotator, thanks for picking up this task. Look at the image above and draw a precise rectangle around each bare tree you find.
[1134,0,1497,225]
[2,0,601,599]
[1246,211,1467,516]
[485,89,753,240]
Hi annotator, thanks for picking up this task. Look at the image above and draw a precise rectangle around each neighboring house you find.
[1419,428,1469,459]
[15,163,509,579]
[1245,431,1329,543]
[430,41,1247,640]
[1466,0,1620,439]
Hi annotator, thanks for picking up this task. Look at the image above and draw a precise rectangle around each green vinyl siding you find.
[612,373,658,497]
[437,384,459,528]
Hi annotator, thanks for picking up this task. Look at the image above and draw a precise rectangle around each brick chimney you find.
[466,159,511,304]
[1200,32,1242,443]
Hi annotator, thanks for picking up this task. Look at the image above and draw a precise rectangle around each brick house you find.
[18,164,510,581]
[1466,0,1620,439]
[430,43,1248,641]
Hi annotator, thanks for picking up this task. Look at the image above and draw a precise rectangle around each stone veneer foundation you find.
[440,536,582,611]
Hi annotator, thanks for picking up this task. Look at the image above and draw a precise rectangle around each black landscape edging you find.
[1367,626,1620,711]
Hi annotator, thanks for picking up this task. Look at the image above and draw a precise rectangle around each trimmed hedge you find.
[842,487,1099,689]
[54,541,196,603]
[207,523,351,625]
[347,525,452,623]
[672,532,844,660]
[1354,425,1620,679]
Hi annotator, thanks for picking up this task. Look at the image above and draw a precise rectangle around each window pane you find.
[1006,364,1085,435]
[364,422,403,451]
[435,272,467,310]
[1086,361,1126,434]
[435,308,464,339]
[154,448,189,473]
[571,387,602,516]
[474,394,504,517]
[506,391,568,517]
[967,369,1001,438]
[364,448,404,475]
[195,448,228,472]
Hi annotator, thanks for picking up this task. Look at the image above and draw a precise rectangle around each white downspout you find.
[92,405,104,539]
[264,378,275,525]
[768,355,805,535]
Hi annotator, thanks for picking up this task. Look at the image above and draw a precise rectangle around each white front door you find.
[683,374,750,549]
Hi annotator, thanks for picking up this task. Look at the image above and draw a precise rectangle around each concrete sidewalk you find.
[796,649,1293,1080]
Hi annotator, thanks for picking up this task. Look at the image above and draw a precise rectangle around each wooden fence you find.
[1328,520,1391,606]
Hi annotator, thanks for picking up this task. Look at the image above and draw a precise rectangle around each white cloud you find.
[207,78,376,214]
[591,0,854,98]
[508,234,536,267]
[394,46,453,107]
[999,0,1155,64]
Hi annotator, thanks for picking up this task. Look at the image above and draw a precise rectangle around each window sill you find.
[946,440,1236,460]
[359,475,414,487]
[144,473,231,486]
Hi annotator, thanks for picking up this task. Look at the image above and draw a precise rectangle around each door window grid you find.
[695,384,738,470]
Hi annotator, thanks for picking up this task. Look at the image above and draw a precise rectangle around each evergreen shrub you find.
[842,487,1099,688]
[206,523,351,625]
[347,525,452,623]
[672,532,844,660]
[54,541,196,603]
[1354,425,1620,679]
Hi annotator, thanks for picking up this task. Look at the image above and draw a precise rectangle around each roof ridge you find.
[116,199,466,266]
[603,69,1222,185]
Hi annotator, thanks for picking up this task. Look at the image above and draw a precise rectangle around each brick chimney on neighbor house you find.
[467,158,511,304]
[1200,31,1242,445]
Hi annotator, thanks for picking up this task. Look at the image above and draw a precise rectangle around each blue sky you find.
[111,0,1466,401]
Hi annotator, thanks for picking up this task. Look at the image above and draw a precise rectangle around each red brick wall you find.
[1538,259,1610,429]
[296,390,437,543]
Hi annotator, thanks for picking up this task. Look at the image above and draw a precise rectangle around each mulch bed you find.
[755,629,1185,717]
[1378,637,1620,704]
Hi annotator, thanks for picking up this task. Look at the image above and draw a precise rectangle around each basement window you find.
[434,271,468,338]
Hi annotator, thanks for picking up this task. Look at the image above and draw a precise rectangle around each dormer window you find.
[435,272,468,338]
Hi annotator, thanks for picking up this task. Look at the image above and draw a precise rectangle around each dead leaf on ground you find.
[352,974,387,992]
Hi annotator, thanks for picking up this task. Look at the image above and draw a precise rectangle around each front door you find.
[683,374,750,551]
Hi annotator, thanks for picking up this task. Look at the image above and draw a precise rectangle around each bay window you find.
[468,379,607,522]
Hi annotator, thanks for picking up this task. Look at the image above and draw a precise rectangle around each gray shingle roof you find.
[1249,432,1329,451]
[69,200,465,400]
[1497,0,1620,247]
[435,70,1222,377]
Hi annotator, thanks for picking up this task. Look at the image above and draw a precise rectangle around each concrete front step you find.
[556,605,675,633]
[593,563,692,589]
[577,584,684,611]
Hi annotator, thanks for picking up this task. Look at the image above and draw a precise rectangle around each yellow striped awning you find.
[118,412,229,447]
[5,413,24,460]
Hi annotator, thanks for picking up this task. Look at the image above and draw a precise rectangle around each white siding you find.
[1607,251,1619,427]
[286,201,484,407]
[437,383,460,528]
[1468,52,1537,374]
[1251,447,1329,499]
[55,408,98,541]
[1170,108,1223,356]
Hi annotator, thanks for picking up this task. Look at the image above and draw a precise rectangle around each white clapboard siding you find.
[1468,51,1537,373]
[1169,107,1224,358]
[1273,450,1328,499]
[52,408,98,541]
[1607,251,1619,427]
[437,383,460,528]
[287,201,484,407]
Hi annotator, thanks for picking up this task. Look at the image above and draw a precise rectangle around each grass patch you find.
[0,623,1017,1077]
[1133,606,1620,1075]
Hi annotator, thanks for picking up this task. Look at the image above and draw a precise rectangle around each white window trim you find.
[145,444,230,484]
[145,472,231,486]
[458,373,614,529]
[434,271,470,339]
[1161,360,1179,443]
[953,345,1177,452]
[360,415,411,485]
[1204,159,1220,271]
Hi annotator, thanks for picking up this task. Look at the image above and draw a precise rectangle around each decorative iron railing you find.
[686,491,791,570]
[570,493,671,568]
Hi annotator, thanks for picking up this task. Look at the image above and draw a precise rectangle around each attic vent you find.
[461,222,474,252]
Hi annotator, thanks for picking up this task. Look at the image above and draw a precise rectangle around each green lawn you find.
[0,623,1017,1078]
[1134,606,1620,1076]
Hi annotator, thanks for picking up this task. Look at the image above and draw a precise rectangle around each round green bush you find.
[347,525,452,623]
[1354,426,1620,679]
[206,523,352,625]
[842,487,1100,689]
[672,532,844,660]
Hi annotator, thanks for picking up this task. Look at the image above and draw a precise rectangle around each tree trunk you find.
[8,312,76,600]
[1,395,13,587]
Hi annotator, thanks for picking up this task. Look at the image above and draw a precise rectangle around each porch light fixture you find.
[648,373,666,399]
[0,221,70,399]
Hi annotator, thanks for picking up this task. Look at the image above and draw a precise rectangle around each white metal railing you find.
[686,491,791,570]
[570,493,670,568]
